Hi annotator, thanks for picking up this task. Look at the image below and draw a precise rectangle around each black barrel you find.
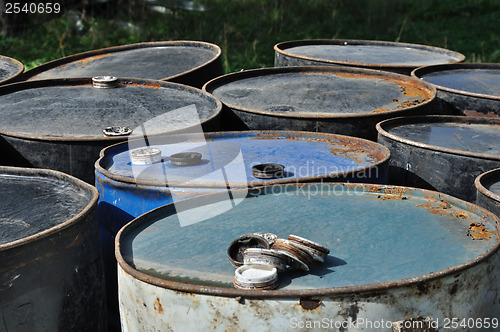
[20,41,222,88]
[475,168,500,218]
[377,115,500,202]
[203,66,436,140]
[0,77,221,183]
[412,63,500,117]
[0,55,23,85]
[0,166,105,331]
[274,39,465,75]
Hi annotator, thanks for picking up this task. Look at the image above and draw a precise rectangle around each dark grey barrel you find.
[412,63,500,118]
[203,66,437,140]
[274,39,465,75]
[0,55,23,85]
[475,168,500,218]
[0,77,222,184]
[377,115,500,202]
[20,41,222,88]
[0,166,105,331]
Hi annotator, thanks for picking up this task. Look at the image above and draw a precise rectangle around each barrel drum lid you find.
[377,115,500,202]
[475,168,500,218]
[0,55,24,86]
[115,182,500,331]
[274,39,465,75]
[20,41,223,88]
[412,63,500,118]
[0,77,222,184]
[0,166,106,331]
[203,66,438,140]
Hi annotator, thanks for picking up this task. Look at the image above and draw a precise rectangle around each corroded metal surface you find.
[0,166,105,331]
[412,63,500,117]
[203,66,437,140]
[274,39,465,75]
[20,41,222,88]
[377,115,500,202]
[0,78,221,183]
[116,182,500,331]
[0,55,23,86]
[96,130,390,329]
[476,168,500,218]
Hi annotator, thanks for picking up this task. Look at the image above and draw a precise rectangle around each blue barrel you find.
[0,166,105,331]
[116,182,500,331]
[95,130,390,329]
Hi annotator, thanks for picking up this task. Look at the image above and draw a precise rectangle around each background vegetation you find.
[1,0,500,73]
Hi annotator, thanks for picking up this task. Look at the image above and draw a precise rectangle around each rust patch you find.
[377,194,407,200]
[463,110,499,118]
[467,222,494,241]
[397,99,424,109]
[154,297,164,314]
[372,108,390,113]
[78,53,111,66]
[299,298,322,311]
[450,211,470,219]
[330,146,365,163]
[397,83,428,98]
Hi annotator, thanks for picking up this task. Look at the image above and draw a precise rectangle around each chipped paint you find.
[467,223,494,241]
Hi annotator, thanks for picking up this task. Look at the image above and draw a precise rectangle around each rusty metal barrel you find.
[0,166,105,331]
[203,66,437,140]
[377,115,500,202]
[274,39,465,75]
[0,77,221,184]
[412,63,500,117]
[96,130,390,330]
[20,41,222,88]
[475,168,500,218]
[0,55,23,85]
[116,182,500,331]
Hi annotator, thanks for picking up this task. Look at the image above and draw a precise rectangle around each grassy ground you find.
[1,0,500,73]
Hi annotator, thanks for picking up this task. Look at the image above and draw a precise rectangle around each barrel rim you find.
[115,182,500,298]
[20,40,222,82]
[411,63,500,101]
[274,39,465,69]
[475,167,500,203]
[0,54,24,85]
[0,166,99,251]
[94,130,391,187]
[0,77,222,141]
[203,65,436,119]
[376,115,500,161]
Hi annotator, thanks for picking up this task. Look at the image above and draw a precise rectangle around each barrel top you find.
[22,41,221,81]
[477,168,500,198]
[96,131,389,187]
[0,55,24,85]
[0,167,97,248]
[0,78,221,141]
[117,183,499,295]
[204,66,435,118]
[412,63,500,99]
[275,39,465,68]
[377,116,500,160]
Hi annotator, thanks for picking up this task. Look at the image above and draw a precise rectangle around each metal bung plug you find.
[92,76,119,88]
[252,163,285,179]
[233,265,279,290]
[130,148,162,165]
[103,126,132,137]
[170,152,203,166]
[243,248,287,273]
[227,233,273,268]
[288,234,330,263]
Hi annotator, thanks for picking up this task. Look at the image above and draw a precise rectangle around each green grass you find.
[1,0,500,73]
